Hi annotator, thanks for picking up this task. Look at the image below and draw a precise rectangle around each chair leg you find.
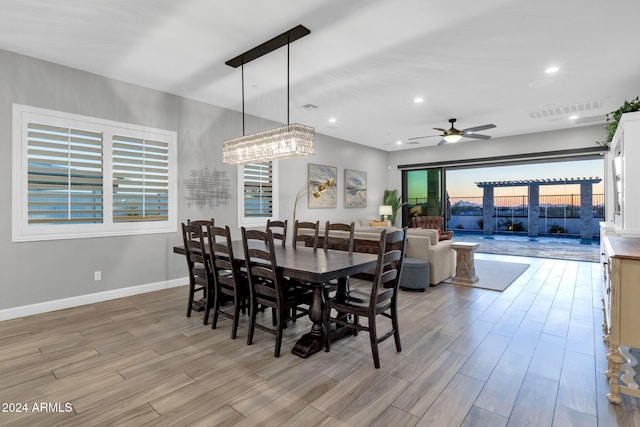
[247,299,257,346]
[211,289,220,330]
[202,287,211,325]
[391,301,402,352]
[274,309,283,358]
[187,283,194,318]
[369,317,380,369]
[231,295,241,339]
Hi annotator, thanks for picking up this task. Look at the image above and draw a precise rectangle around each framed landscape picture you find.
[344,169,367,208]
[308,163,337,208]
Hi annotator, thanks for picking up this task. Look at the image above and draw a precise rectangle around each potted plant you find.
[597,96,640,147]
[382,189,406,226]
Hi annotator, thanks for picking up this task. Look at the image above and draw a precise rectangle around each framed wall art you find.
[344,169,367,208]
[308,163,337,208]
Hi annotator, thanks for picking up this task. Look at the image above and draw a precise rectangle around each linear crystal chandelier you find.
[223,25,315,165]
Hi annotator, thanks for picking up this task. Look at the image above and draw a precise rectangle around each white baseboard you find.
[0,277,188,322]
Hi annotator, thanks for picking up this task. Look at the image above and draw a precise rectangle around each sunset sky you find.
[446,158,604,198]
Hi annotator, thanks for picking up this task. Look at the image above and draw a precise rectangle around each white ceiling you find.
[2,0,639,151]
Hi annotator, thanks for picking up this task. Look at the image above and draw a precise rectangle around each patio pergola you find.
[476,177,602,240]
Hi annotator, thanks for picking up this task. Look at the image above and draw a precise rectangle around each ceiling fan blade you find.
[433,127,447,132]
[462,124,496,133]
[464,133,491,140]
[437,139,447,146]
[408,134,440,141]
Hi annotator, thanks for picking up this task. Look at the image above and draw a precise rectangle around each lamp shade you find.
[379,205,393,216]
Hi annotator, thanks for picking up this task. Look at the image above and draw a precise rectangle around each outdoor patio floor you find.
[451,233,600,262]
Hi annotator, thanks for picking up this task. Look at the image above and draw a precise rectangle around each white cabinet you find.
[604,111,640,236]
[602,235,640,404]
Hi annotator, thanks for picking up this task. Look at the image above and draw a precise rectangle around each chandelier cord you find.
[241,63,245,136]
[287,41,290,126]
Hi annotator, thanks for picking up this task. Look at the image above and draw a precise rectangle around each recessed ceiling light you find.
[328,117,337,123]
[529,78,554,88]
[569,115,578,120]
[545,66,559,74]
[414,97,424,103]
[396,140,402,145]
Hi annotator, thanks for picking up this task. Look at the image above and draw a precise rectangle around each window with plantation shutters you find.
[238,161,279,227]
[27,123,104,225]
[13,104,176,242]
[112,135,169,222]
[243,162,273,217]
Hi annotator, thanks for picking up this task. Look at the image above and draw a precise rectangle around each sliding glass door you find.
[402,168,446,228]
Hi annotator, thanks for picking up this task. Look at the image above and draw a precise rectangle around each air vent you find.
[529,99,604,119]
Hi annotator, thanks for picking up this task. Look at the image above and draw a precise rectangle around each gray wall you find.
[0,49,388,313]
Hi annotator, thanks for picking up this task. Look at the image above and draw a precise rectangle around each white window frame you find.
[237,160,279,228]
[12,104,177,242]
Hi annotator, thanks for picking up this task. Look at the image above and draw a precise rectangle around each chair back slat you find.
[323,221,355,253]
[182,223,209,271]
[369,228,407,304]
[242,228,285,304]
[266,219,288,247]
[207,225,239,290]
[293,220,320,249]
[187,218,215,238]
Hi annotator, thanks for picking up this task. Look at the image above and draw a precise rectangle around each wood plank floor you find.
[1,253,639,426]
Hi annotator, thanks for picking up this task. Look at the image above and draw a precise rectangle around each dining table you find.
[173,241,379,358]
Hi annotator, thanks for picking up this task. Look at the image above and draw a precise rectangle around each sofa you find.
[311,219,456,285]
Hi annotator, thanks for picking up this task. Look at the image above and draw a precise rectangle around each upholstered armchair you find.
[411,216,453,241]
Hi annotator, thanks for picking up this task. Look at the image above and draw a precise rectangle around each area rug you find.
[445,259,530,291]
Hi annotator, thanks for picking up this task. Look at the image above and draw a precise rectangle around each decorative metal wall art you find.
[184,167,231,208]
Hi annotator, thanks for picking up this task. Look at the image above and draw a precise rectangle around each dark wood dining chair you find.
[187,218,214,237]
[207,224,249,339]
[241,228,312,357]
[324,227,407,368]
[323,221,355,252]
[322,221,356,294]
[266,219,288,247]
[181,222,214,325]
[293,220,320,249]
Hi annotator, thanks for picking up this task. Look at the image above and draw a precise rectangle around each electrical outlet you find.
[94,271,101,281]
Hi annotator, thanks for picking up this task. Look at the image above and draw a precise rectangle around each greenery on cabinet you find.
[382,189,406,225]
[597,96,640,147]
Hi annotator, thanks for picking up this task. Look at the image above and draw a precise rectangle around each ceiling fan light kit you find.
[222,25,315,165]
[443,134,462,143]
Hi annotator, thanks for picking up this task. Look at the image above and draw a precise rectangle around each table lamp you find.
[379,205,393,221]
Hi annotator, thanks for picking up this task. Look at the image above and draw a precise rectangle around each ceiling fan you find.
[409,118,496,146]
